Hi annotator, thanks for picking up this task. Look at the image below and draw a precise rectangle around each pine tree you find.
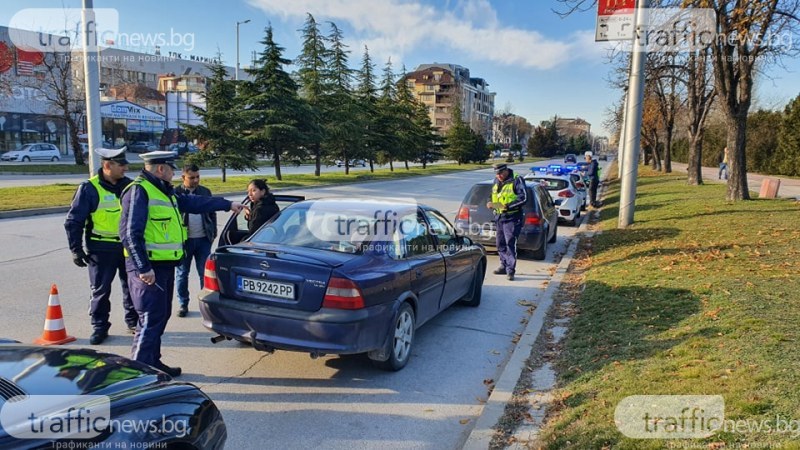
[445,102,474,164]
[183,55,248,182]
[376,59,400,171]
[354,46,380,172]
[776,94,800,177]
[239,26,311,181]
[295,13,328,176]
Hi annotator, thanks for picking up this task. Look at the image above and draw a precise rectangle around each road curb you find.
[462,224,582,449]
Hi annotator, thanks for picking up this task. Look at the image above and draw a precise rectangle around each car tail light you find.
[575,182,585,189]
[524,211,541,225]
[204,258,219,292]
[323,277,365,310]
[456,206,471,221]
[558,189,575,198]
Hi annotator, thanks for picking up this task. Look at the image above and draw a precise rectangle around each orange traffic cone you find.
[34,284,76,346]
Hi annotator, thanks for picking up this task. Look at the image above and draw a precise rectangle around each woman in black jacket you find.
[245,179,279,236]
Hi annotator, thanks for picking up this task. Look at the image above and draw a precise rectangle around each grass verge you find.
[0,161,541,212]
[538,167,800,449]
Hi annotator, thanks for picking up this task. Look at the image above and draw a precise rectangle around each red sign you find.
[598,0,636,16]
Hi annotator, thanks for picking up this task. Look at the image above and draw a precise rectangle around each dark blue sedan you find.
[199,199,487,371]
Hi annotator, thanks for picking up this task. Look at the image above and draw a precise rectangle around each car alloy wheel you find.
[372,303,415,371]
[22,156,30,162]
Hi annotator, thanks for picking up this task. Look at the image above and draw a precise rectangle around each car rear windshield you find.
[250,202,418,254]
[526,177,569,191]
[464,185,492,205]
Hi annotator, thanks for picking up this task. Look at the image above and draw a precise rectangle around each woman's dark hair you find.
[249,179,269,192]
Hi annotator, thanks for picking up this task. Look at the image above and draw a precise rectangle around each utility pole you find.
[618,0,648,228]
[82,0,101,175]
[235,19,251,81]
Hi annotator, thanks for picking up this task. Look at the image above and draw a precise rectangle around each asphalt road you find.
[0,161,593,449]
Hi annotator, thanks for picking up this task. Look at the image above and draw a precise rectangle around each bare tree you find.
[700,0,800,200]
[685,46,716,185]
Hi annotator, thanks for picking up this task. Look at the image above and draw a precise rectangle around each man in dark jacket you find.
[585,151,601,207]
[485,163,527,280]
[64,147,138,345]
[120,151,245,376]
[174,164,216,318]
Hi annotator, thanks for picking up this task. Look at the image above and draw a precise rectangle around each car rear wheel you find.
[371,303,415,371]
[51,156,59,162]
[548,221,558,243]
[459,260,485,307]
[531,231,547,260]
[22,156,30,162]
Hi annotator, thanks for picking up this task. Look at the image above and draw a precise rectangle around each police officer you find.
[64,147,138,345]
[585,151,601,207]
[486,163,527,281]
[120,151,245,376]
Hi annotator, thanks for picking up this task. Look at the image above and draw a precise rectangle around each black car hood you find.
[0,345,168,399]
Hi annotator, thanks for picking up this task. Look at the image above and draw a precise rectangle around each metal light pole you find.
[82,0,102,174]
[235,19,251,81]
[618,0,648,228]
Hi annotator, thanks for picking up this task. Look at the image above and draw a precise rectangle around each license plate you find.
[480,229,496,238]
[238,276,295,300]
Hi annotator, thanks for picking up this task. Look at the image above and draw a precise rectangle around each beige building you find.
[555,117,591,141]
[403,64,495,140]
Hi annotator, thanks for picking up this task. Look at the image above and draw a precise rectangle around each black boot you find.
[153,361,182,377]
[492,267,506,275]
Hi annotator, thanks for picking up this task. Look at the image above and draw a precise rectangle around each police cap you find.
[140,151,178,169]
[95,147,129,165]
[492,163,509,173]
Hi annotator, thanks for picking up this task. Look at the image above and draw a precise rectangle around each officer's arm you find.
[120,185,152,274]
[64,182,96,254]
[176,193,233,215]
[507,176,527,210]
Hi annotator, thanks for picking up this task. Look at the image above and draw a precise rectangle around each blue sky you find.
[4,0,800,135]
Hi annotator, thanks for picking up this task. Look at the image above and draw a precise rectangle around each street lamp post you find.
[235,19,251,81]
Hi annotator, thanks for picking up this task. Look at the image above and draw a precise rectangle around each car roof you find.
[526,173,573,181]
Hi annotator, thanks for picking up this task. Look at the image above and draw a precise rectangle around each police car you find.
[523,165,584,226]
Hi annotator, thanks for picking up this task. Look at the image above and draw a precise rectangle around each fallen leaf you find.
[517,300,536,307]
[459,419,470,425]
[483,378,494,386]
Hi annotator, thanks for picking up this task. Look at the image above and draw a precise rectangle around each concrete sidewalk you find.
[669,162,800,199]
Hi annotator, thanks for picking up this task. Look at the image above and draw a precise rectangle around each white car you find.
[1,143,61,162]
[524,167,583,226]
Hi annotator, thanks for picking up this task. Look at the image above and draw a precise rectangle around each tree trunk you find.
[221,163,227,183]
[404,160,409,170]
[726,113,750,200]
[273,150,282,181]
[369,159,374,173]
[314,144,321,177]
[389,160,394,171]
[663,128,672,173]
[65,114,85,166]
[422,161,427,169]
[686,136,704,185]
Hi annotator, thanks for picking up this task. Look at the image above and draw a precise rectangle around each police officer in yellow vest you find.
[65,147,138,345]
[485,163,527,281]
[120,151,245,377]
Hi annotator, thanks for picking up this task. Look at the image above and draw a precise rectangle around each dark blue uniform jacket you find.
[120,170,232,274]
[64,170,132,254]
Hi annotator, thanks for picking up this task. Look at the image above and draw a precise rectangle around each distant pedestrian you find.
[120,151,245,377]
[719,146,730,180]
[585,151,601,207]
[64,147,138,345]
[244,179,280,237]
[486,163,527,281]
[174,164,216,318]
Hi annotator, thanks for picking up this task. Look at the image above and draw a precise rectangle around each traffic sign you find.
[596,0,636,41]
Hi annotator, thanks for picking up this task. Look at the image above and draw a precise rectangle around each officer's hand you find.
[72,250,89,268]
[486,201,493,210]
[230,202,245,214]
[139,270,155,286]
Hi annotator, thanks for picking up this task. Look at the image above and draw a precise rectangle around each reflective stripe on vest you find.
[124,177,185,261]
[88,176,121,243]
[492,178,520,214]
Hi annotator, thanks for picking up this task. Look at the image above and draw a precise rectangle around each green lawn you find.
[539,168,800,449]
[0,160,541,212]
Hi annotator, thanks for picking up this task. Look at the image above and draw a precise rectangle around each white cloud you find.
[246,0,601,70]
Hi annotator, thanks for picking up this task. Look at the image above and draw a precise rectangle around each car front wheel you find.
[51,156,59,162]
[21,156,30,162]
[371,303,415,371]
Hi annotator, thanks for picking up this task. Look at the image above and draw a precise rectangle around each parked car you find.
[335,159,366,168]
[0,343,227,448]
[454,180,558,260]
[200,198,487,371]
[599,153,608,161]
[126,141,156,153]
[525,166,584,226]
[563,153,577,163]
[1,143,60,162]
[169,142,199,155]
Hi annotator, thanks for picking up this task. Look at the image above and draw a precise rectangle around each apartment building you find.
[555,117,591,141]
[403,63,495,140]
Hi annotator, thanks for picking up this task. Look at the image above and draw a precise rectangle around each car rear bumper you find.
[460,227,545,252]
[198,291,395,354]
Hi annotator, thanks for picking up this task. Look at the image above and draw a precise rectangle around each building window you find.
[425,85,435,91]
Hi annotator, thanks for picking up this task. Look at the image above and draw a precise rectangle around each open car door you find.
[218,194,306,247]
